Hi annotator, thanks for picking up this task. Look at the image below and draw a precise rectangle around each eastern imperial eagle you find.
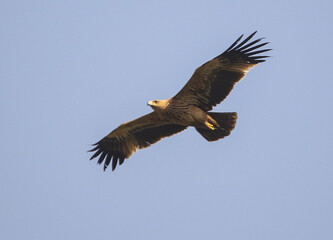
[89,31,271,171]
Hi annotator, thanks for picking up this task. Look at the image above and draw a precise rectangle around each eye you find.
[154,101,158,103]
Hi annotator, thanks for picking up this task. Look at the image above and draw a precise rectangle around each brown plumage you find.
[89,31,271,171]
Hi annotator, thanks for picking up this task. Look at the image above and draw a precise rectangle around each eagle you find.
[89,31,271,171]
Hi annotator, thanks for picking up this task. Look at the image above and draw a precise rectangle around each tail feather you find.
[195,112,237,142]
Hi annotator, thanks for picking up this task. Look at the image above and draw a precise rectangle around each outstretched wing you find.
[171,31,271,111]
[89,112,187,171]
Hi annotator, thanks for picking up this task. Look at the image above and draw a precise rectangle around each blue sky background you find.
[1,1,332,239]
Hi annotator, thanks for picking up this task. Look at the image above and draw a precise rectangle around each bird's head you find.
[147,99,170,112]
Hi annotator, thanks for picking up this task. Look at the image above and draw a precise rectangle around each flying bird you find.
[89,31,271,171]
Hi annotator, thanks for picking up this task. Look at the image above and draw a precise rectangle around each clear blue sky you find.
[1,1,332,239]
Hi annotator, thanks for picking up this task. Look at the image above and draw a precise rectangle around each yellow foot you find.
[206,122,216,130]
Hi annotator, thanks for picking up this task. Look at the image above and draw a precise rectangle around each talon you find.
[206,122,216,130]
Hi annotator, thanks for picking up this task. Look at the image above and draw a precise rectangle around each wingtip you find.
[224,34,244,53]
[119,157,125,165]
[250,31,257,37]
[112,157,118,171]
[229,31,261,52]
[88,146,98,153]
[88,141,100,152]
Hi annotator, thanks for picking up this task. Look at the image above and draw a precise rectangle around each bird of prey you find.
[89,31,271,171]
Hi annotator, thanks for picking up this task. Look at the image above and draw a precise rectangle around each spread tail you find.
[195,112,237,142]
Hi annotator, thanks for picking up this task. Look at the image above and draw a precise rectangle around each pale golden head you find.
[147,99,170,112]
